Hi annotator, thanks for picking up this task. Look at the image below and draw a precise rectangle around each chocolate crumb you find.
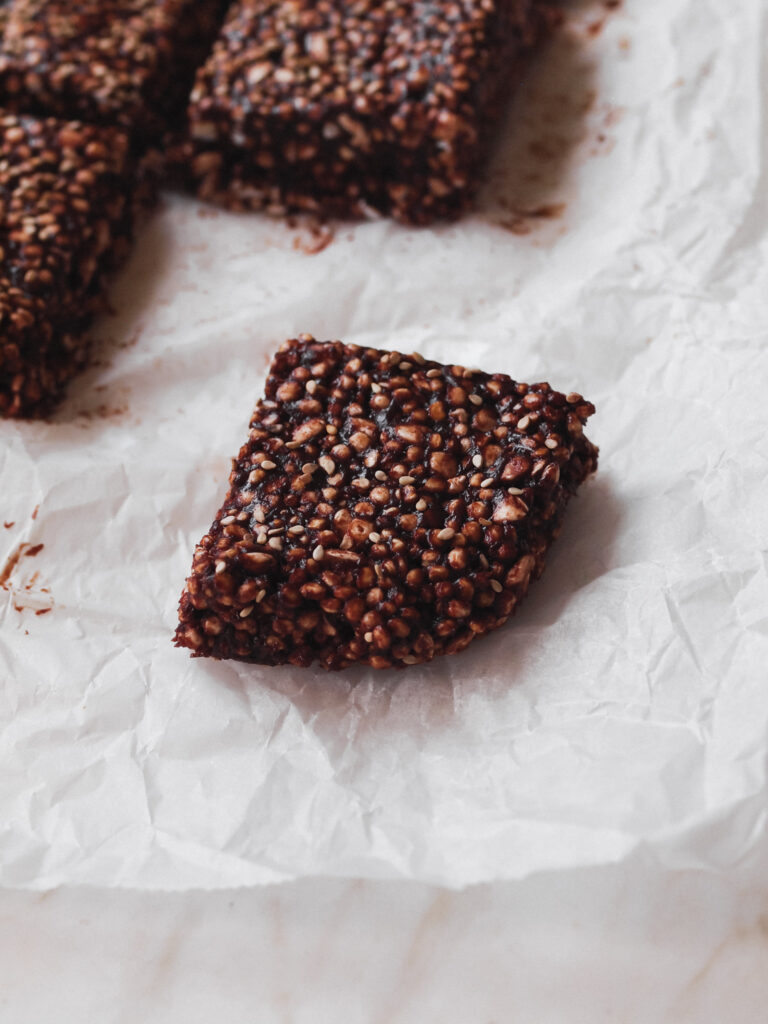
[0,0,229,140]
[0,540,44,587]
[293,224,335,256]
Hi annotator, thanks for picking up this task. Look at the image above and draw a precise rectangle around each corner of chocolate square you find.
[175,335,598,671]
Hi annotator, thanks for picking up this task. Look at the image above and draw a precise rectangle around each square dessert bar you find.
[0,0,227,138]
[186,0,545,223]
[175,335,598,671]
[0,113,142,418]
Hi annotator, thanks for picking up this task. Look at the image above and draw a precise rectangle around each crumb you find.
[293,224,335,256]
[0,541,44,587]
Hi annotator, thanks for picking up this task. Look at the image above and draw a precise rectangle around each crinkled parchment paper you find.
[1,0,767,889]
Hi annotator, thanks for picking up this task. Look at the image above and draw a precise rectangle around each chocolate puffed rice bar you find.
[175,335,598,671]
[186,0,546,223]
[0,0,227,138]
[0,113,143,418]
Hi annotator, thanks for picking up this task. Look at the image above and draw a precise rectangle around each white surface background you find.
[2,0,768,1016]
[2,858,768,1023]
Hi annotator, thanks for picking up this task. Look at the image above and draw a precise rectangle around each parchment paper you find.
[2,0,767,890]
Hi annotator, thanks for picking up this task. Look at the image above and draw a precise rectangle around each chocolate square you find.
[186,0,546,223]
[175,335,598,670]
[0,113,141,417]
[0,0,227,137]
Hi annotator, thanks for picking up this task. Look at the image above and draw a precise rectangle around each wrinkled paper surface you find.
[2,0,767,890]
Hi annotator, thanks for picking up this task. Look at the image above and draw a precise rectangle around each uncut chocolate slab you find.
[175,336,598,671]
[186,0,545,223]
[0,0,227,138]
[0,113,140,418]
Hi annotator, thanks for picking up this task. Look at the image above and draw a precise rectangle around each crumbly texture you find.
[0,113,141,418]
[175,335,598,671]
[185,0,546,223]
[0,0,227,138]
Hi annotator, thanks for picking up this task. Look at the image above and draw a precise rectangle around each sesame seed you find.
[261,460,277,470]
[490,580,503,593]
[220,515,235,525]
[545,438,558,450]
[369,532,381,543]
[507,487,524,495]
[415,499,427,511]
[285,440,301,449]
[313,545,325,561]
[481,477,495,488]
[426,368,441,378]
[256,530,268,544]
[437,528,455,541]
[326,424,338,434]
[302,462,318,474]
[399,475,415,485]
[399,361,412,370]
[364,632,374,643]
[256,589,266,604]
[479,554,489,569]
[566,393,581,404]
[371,382,382,393]
[517,415,530,431]
[288,525,304,534]
[375,470,387,481]
[305,380,318,394]
[472,454,483,468]
[215,561,226,574]
[319,456,335,474]
[468,394,482,406]
[268,537,283,550]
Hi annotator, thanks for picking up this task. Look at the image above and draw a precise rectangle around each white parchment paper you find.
[1,0,767,890]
